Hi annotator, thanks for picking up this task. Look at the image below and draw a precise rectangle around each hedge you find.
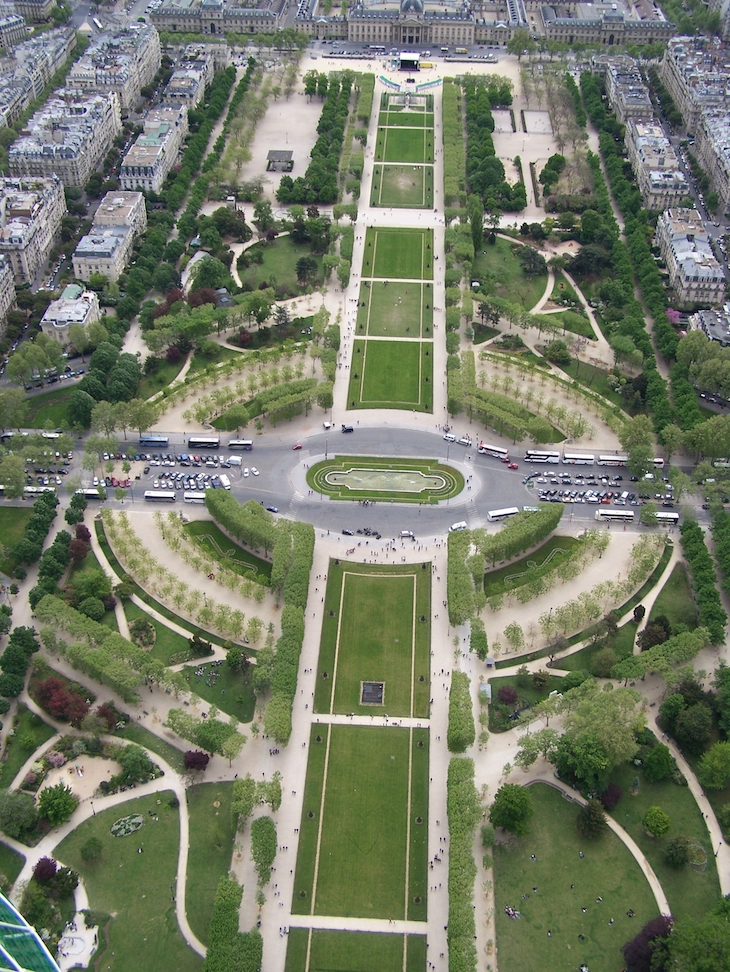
[204,494,277,554]
[478,505,564,566]
[202,878,262,972]
[357,73,375,124]
[470,618,488,661]
[711,509,730,601]
[250,815,276,886]
[448,672,476,753]
[680,519,727,644]
[447,758,481,972]
[10,492,58,570]
[448,530,476,626]
[442,81,465,207]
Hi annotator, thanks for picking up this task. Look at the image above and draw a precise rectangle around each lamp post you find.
[90,800,95,816]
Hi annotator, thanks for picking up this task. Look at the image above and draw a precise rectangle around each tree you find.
[674,702,713,755]
[697,741,730,790]
[489,784,534,836]
[577,798,607,839]
[633,604,646,624]
[644,743,675,783]
[640,502,658,527]
[33,857,57,883]
[37,782,78,826]
[0,454,25,499]
[507,28,536,59]
[295,256,318,287]
[221,733,246,766]
[654,900,730,972]
[184,750,210,772]
[622,915,674,972]
[0,790,37,838]
[118,745,154,783]
[619,415,655,477]
[664,833,692,868]
[643,805,670,838]
[0,388,28,431]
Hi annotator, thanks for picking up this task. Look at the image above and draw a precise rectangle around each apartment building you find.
[626,119,688,211]
[689,304,730,346]
[66,23,161,115]
[695,110,730,216]
[660,35,730,134]
[0,175,66,284]
[0,14,28,50]
[656,208,726,307]
[13,0,54,22]
[40,283,100,345]
[119,102,187,193]
[0,27,75,128]
[163,47,213,109]
[8,91,122,186]
[72,189,146,282]
[0,254,15,329]
[604,59,653,124]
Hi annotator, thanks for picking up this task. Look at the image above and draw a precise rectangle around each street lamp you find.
[90,800,95,816]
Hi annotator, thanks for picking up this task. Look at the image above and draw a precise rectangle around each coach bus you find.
[713,459,730,468]
[653,457,666,469]
[478,442,509,460]
[75,488,107,500]
[594,509,634,523]
[597,455,628,466]
[655,511,680,525]
[144,490,177,503]
[487,506,520,522]
[228,439,253,451]
[188,436,220,449]
[524,449,560,464]
[183,491,206,504]
[562,451,595,465]
[23,485,56,496]
[139,434,169,448]
[41,431,62,440]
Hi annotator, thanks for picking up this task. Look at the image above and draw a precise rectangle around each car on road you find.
[292,443,302,450]
[508,462,519,469]
[251,467,259,476]
[342,528,354,535]
[266,506,279,513]
[243,467,250,477]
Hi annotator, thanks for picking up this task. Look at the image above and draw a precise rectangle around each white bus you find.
[488,506,520,522]
[184,491,206,504]
[478,442,509,460]
[144,490,176,503]
[597,455,628,466]
[24,485,55,496]
[594,509,634,522]
[524,450,560,464]
[655,511,680,525]
[92,16,103,29]
[653,457,666,469]
[188,436,220,450]
[75,488,106,500]
[562,452,595,465]
[228,439,253,451]
[712,459,730,469]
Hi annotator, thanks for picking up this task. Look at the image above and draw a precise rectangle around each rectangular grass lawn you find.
[375,127,434,164]
[285,928,427,972]
[493,783,658,972]
[350,339,432,412]
[371,165,434,210]
[55,791,202,972]
[363,228,433,280]
[648,562,697,631]
[314,562,430,718]
[378,111,434,127]
[291,725,428,921]
[0,506,33,575]
[185,782,237,945]
[356,280,433,338]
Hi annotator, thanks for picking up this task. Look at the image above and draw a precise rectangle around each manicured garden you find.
[307,455,463,504]
[472,238,548,312]
[114,723,186,775]
[542,309,596,340]
[181,660,255,724]
[648,562,697,632]
[238,236,324,296]
[488,671,566,732]
[313,561,431,718]
[0,704,56,790]
[356,280,433,338]
[555,359,628,411]
[493,783,658,972]
[55,791,202,972]
[375,125,434,164]
[554,620,637,675]
[137,357,186,400]
[483,535,580,598]
[285,928,427,972]
[183,520,272,582]
[185,782,237,945]
[124,602,190,664]
[348,339,433,412]
[371,164,435,209]
[291,724,428,922]
[362,228,434,280]
[0,506,33,575]
[22,386,74,429]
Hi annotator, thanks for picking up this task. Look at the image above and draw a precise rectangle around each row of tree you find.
[447,672,476,753]
[447,758,482,972]
[202,877,262,972]
[464,83,526,212]
[679,519,727,644]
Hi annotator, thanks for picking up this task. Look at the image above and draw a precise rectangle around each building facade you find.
[72,189,146,282]
[8,91,122,186]
[660,35,730,134]
[163,45,214,108]
[66,23,161,115]
[0,254,15,328]
[695,109,730,216]
[626,118,688,211]
[656,207,726,307]
[604,58,653,124]
[0,174,66,284]
[0,26,75,129]
[119,102,187,193]
[540,0,673,47]
[13,0,55,22]
[150,0,284,37]
[40,283,100,344]
[0,14,28,50]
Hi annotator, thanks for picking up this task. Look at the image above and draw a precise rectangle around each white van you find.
[450,521,468,532]
[227,456,242,466]
[219,474,231,490]
[400,530,415,539]
[443,433,456,442]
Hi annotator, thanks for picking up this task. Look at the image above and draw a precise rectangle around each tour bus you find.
[455,46,468,54]
[524,449,560,464]
[75,488,107,500]
[655,511,680,525]
[92,16,103,30]
[653,457,666,469]
[594,509,635,522]
[562,451,595,465]
[713,459,730,468]
[144,490,176,503]
[478,442,509,460]
[41,431,62,440]
[487,506,520,522]
[184,491,206,504]
[597,455,628,466]
[139,434,169,448]
[369,44,385,51]
[188,436,220,449]
[228,439,253,451]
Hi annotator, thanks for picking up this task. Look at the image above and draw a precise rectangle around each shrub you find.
[643,806,670,838]
[481,824,495,848]
[600,782,622,810]
[664,833,692,868]
[447,671,476,753]
[184,750,210,772]
[577,799,607,840]
[643,743,675,783]
[32,857,57,883]
[250,816,276,886]
[81,837,103,864]
[447,759,481,972]
[622,914,674,972]
[497,685,518,705]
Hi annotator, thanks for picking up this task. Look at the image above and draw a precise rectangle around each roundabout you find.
[307,455,464,503]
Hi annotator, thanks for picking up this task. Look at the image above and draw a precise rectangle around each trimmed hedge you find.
[443,80,465,207]
[447,672,476,753]
[447,758,481,972]
[479,505,564,566]
[447,530,476,626]
[202,877,262,972]
[250,815,276,886]
[680,519,727,644]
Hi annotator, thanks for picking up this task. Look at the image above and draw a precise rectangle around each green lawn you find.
[0,842,24,894]
[291,724,428,922]
[307,456,463,504]
[606,761,720,920]
[483,535,580,597]
[137,357,186,400]
[187,346,240,375]
[472,238,548,312]
[0,506,33,576]
[648,562,697,631]
[371,165,434,210]
[185,782,236,945]
[553,620,637,674]
[183,520,272,582]
[350,340,433,412]
[0,704,56,790]
[124,601,190,664]
[114,723,186,774]
[555,359,629,412]
[357,281,433,338]
[493,783,658,972]
[239,237,324,295]
[550,275,581,305]
[541,310,596,340]
[363,228,433,280]
[55,791,202,972]
[181,660,255,723]
[22,386,74,429]
[314,566,430,718]
[378,111,434,127]
[375,126,433,164]
[285,929,427,972]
